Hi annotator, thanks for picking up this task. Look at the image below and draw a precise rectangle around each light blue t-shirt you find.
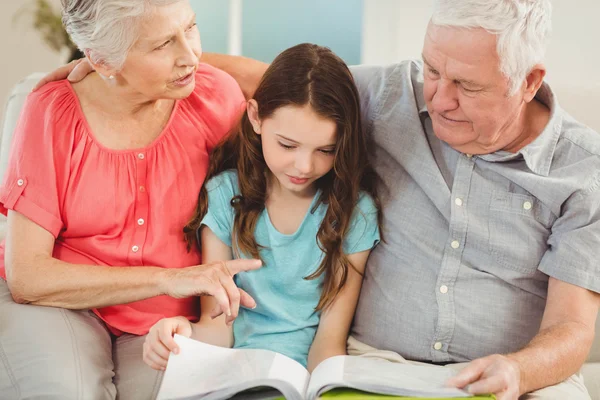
[200,170,380,366]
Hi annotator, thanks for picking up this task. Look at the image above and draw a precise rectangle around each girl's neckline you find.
[263,189,323,239]
[65,79,181,155]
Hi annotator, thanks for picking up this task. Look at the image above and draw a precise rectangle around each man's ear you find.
[247,99,262,134]
[523,64,546,103]
[84,49,118,80]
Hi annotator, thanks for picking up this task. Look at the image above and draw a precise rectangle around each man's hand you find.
[32,58,95,91]
[446,354,522,400]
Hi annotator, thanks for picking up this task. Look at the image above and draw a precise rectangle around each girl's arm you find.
[189,226,237,348]
[143,227,258,371]
[306,249,372,372]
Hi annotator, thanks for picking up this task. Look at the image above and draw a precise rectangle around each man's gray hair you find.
[61,0,183,71]
[431,0,552,95]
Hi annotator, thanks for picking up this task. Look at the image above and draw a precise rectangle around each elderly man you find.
[39,0,599,399]
[346,1,600,399]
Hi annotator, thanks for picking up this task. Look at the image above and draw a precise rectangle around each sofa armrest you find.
[0,73,46,183]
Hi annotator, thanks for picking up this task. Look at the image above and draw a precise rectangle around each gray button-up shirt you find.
[350,60,600,363]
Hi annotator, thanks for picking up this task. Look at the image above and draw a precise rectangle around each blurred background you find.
[1,0,599,130]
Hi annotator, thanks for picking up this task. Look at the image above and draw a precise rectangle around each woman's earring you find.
[108,75,115,80]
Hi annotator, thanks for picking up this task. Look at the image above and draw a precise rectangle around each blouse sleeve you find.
[194,65,246,152]
[0,83,74,237]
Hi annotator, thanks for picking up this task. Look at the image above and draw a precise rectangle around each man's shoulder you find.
[349,59,423,86]
[557,111,600,158]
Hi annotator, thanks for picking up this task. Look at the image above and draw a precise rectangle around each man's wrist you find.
[506,353,527,395]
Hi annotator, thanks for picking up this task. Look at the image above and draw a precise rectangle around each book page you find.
[307,356,472,399]
[157,335,309,400]
[267,352,310,396]
[306,356,345,399]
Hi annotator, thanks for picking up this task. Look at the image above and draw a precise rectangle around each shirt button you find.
[137,218,145,226]
[17,179,24,186]
[131,245,139,252]
[138,153,145,160]
[434,342,443,350]
[139,186,145,192]
[455,198,463,206]
[440,285,449,294]
[465,153,473,158]
[451,240,460,249]
[523,201,532,210]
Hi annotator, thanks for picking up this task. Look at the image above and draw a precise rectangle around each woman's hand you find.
[163,259,261,325]
[143,316,192,370]
[32,58,95,91]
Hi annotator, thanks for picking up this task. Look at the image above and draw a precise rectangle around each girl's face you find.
[248,102,337,197]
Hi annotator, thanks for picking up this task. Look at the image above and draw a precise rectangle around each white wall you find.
[362,0,600,131]
[0,1,64,130]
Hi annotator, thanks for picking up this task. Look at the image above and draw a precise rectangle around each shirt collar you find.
[419,82,563,177]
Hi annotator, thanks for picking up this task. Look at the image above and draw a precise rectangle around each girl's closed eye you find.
[278,142,296,150]
[319,149,335,155]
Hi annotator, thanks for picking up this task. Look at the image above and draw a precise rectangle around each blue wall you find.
[190,0,229,54]
[190,0,363,65]
[241,0,362,64]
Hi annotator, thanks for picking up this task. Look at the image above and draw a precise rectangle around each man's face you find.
[422,23,528,154]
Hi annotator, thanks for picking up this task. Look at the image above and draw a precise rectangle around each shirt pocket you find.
[488,192,556,274]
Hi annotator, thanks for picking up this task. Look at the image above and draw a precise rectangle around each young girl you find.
[143,43,381,372]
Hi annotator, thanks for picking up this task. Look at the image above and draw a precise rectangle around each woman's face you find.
[118,1,201,100]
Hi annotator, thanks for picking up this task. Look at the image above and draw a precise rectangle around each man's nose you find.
[431,79,459,112]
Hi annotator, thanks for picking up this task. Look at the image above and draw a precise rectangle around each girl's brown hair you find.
[184,43,381,311]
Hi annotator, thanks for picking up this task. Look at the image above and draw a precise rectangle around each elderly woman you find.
[0,0,263,398]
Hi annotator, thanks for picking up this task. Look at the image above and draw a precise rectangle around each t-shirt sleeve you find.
[0,86,72,237]
[200,172,238,247]
[538,179,600,293]
[342,192,381,255]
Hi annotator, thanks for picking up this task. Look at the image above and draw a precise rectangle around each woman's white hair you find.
[61,0,182,71]
[431,0,552,95]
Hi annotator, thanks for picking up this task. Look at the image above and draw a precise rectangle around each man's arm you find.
[33,53,269,99]
[448,278,600,399]
[200,53,268,99]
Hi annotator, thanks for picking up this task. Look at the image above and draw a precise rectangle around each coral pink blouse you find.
[0,64,245,335]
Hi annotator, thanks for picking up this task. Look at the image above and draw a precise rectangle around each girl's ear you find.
[247,99,262,134]
[84,49,118,81]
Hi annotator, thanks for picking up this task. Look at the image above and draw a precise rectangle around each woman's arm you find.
[306,249,372,372]
[143,226,242,370]
[189,226,238,347]
[5,211,260,310]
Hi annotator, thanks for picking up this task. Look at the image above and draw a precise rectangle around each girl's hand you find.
[32,58,95,91]
[143,316,193,371]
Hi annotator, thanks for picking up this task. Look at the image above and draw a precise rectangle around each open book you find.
[157,335,493,400]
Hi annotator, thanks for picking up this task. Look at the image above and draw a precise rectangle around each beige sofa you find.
[0,74,598,399]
